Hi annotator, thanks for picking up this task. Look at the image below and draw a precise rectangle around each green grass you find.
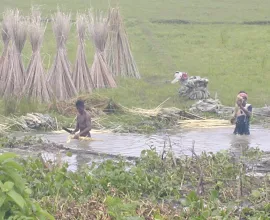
[1,0,270,110]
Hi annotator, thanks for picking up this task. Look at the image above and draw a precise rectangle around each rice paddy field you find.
[0,0,270,109]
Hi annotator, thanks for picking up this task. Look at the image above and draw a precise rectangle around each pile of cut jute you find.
[22,9,53,102]
[0,11,12,95]
[47,10,77,101]
[105,8,140,78]
[88,11,117,89]
[179,76,210,100]
[72,14,94,93]
[2,10,27,98]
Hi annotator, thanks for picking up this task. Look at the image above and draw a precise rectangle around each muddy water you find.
[2,126,270,171]
[32,125,270,157]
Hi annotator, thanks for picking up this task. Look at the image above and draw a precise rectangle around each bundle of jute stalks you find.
[72,14,94,93]
[22,9,53,103]
[47,10,77,101]
[88,11,117,89]
[179,76,210,100]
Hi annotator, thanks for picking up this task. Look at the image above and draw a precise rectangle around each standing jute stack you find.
[47,10,77,101]
[0,10,12,95]
[2,10,27,98]
[105,8,140,79]
[72,14,94,94]
[22,9,53,103]
[88,11,117,89]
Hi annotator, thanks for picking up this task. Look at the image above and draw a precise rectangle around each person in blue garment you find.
[231,91,252,135]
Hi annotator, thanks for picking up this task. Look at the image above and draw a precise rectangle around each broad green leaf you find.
[0,211,6,220]
[3,181,14,192]
[2,168,25,192]
[125,217,144,220]
[24,188,32,195]
[7,189,26,210]
[0,180,4,191]
[0,193,6,207]
[210,190,219,201]
[0,153,17,163]
[38,209,55,220]
[202,210,211,218]
[252,190,261,198]
[3,160,23,171]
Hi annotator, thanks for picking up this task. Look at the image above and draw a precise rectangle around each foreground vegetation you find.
[1,140,270,219]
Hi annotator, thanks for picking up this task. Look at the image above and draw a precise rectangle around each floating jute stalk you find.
[47,10,77,101]
[22,9,53,103]
[72,14,94,94]
[105,8,140,79]
[88,11,117,89]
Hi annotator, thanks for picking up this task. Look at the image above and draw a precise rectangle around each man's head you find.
[238,91,248,105]
[76,100,85,114]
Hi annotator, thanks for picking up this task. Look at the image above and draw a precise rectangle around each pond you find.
[1,125,269,171]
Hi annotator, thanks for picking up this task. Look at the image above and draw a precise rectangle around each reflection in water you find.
[229,135,251,158]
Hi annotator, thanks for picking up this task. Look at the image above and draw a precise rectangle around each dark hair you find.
[238,91,247,94]
[76,100,84,108]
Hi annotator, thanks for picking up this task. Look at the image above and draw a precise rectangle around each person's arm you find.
[72,118,79,134]
[240,105,252,117]
[78,114,91,136]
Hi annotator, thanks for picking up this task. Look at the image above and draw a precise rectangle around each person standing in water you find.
[232,91,252,135]
[72,100,91,139]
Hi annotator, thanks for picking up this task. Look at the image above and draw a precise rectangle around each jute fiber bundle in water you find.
[22,10,53,103]
[72,14,94,93]
[105,8,140,79]
[48,10,77,101]
[0,10,12,95]
[88,11,117,89]
[3,10,27,98]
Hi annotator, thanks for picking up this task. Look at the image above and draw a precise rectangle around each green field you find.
[1,0,270,109]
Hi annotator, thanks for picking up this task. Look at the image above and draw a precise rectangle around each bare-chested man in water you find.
[72,100,91,139]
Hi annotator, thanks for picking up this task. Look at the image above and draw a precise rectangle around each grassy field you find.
[0,0,270,109]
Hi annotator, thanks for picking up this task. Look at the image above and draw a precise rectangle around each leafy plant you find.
[0,153,54,219]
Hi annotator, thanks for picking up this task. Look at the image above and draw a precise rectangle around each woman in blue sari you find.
[232,91,252,135]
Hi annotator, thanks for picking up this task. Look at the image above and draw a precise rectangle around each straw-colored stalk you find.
[48,10,77,101]
[105,8,140,79]
[88,11,117,89]
[0,10,12,95]
[3,9,27,98]
[72,14,94,93]
[22,10,53,103]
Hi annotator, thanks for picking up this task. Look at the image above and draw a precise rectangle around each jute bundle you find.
[0,10,12,95]
[72,14,94,93]
[179,76,210,100]
[22,10,53,102]
[105,8,140,79]
[2,10,27,98]
[48,10,77,101]
[88,11,117,89]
